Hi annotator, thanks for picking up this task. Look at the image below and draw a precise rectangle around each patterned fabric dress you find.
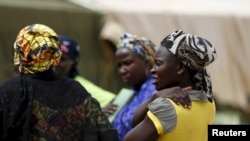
[0,70,118,141]
[0,23,118,141]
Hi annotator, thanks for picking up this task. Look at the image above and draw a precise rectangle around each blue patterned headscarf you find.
[161,30,217,102]
[117,33,156,67]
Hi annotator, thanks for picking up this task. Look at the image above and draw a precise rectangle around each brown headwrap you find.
[161,30,217,102]
[13,24,62,74]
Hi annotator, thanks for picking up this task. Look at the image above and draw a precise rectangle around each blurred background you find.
[0,0,250,124]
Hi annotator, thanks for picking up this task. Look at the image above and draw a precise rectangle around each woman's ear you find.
[177,63,186,75]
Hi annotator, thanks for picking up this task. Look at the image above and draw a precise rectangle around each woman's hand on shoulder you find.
[154,86,192,109]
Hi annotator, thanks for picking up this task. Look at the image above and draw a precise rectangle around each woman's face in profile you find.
[151,46,179,90]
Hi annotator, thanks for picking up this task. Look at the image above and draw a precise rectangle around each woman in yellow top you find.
[124,30,217,141]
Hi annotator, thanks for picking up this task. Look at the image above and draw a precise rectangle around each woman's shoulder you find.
[59,75,91,95]
[148,97,174,111]
[147,97,177,133]
[0,76,22,88]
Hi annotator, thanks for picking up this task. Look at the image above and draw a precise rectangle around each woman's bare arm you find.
[132,86,192,127]
[124,116,158,141]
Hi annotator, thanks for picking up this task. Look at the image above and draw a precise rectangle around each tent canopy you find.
[1,0,250,111]
[73,0,250,111]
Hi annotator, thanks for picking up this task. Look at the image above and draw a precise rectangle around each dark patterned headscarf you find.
[117,33,156,67]
[57,35,81,78]
[13,24,62,74]
[161,30,217,102]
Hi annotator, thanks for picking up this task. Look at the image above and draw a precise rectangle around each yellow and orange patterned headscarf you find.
[13,24,62,74]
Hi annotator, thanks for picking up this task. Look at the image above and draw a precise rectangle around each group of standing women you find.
[0,23,217,141]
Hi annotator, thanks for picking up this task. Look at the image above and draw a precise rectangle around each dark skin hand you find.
[132,86,192,127]
[156,86,192,108]
[102,103,118,116]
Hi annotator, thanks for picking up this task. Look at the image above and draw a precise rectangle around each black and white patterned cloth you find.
[161,30,217,102]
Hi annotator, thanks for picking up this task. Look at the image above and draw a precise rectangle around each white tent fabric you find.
[72,0,250,111]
